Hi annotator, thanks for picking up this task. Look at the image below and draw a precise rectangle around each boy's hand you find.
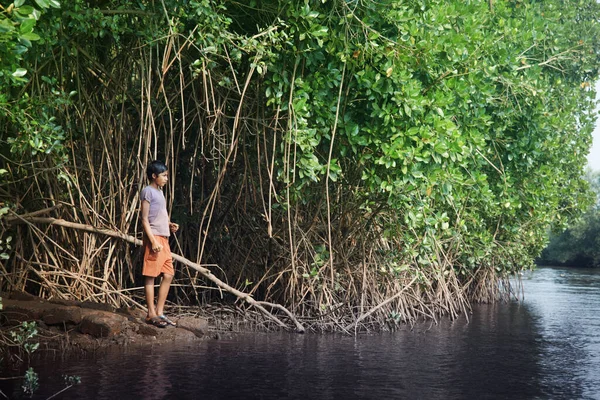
[169,222,179,233]
[152,242,163,253]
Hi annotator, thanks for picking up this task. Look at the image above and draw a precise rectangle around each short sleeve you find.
[141,186,153,203]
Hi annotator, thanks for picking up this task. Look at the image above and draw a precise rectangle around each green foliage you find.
[1,319,81,398]
[10,321,39,356]
[63,374,82,387]
[1,321,40,397]
[2,0,600,316]
[0,0,69,163]
[259,0,600,274]
[1,1,42,87]
[21,367,39,397]
[539,170,600,267]
[0,0,58,91]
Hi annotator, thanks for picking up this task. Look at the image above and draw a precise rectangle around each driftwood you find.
[6,211,305,333]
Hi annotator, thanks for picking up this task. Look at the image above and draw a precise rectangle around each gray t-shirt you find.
[140,185,170,237]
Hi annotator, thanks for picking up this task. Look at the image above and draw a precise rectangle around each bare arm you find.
[141,200,162,252]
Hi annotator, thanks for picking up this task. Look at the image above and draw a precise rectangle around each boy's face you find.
[153,171,169,188]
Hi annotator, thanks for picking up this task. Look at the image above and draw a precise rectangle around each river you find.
[3,266,600,399]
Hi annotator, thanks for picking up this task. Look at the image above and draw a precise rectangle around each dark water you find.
[3,266,600,399]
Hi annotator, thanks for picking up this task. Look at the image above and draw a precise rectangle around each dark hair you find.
[146,160,168,180]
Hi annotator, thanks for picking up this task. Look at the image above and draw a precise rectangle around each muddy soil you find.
[1,291,210,353]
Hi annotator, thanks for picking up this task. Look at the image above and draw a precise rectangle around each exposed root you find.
[6,214,305,333]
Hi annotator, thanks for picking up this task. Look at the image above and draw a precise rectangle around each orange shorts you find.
[143,236,174,277]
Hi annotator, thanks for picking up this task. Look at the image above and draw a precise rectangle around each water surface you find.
[3,266,600,399]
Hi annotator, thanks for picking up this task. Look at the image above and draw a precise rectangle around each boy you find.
[140,160,179,328]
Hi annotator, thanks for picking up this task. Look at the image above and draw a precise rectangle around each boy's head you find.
[146,160,168,181]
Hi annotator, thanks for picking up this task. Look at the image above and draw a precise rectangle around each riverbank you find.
[1,291,210,353]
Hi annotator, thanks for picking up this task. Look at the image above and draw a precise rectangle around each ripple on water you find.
[3,266,600,400]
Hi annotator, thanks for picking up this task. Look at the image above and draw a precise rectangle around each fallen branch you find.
[7,214,305,333]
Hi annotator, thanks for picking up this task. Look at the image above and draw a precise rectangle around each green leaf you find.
[48,0,60,8]
[15,5,34,15]
[21,32,40,41]
[12,68,28,77]
[19,19,35,34]
[13,45,29,55]
[18,38,32,48]
[0,20,15,33]
[15,0,26,7]
[34,0,49,9]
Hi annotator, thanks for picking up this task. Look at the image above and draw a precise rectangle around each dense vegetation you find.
[1,0,599,331]
[539,170,600,267]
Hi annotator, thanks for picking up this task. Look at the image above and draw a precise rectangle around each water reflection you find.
[3,267,600,399]
[523,267,600,400]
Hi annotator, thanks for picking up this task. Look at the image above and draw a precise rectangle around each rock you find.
[42,306,83,326]
[78,301,115,313]
[168,328,198,342]
[176,317,209,338]
[49,298,80,307]
[1,293,210,350]
[68,332,98,350]
[137,323,160,336]
[117,306,146,320]
[6,291,38,301]
[79,312,127,338]
[49,299,114,313]
[1,299,55,322]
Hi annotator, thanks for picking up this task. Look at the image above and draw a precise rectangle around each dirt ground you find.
[1,291,212,353]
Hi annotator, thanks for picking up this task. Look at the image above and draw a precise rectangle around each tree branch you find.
[7,214,305,333]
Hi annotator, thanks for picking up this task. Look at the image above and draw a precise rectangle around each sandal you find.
[145,316,168,328]
[159,315,177,327]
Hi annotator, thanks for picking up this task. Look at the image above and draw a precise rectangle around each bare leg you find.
[144,276,157,319]
[156,273,173,316]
